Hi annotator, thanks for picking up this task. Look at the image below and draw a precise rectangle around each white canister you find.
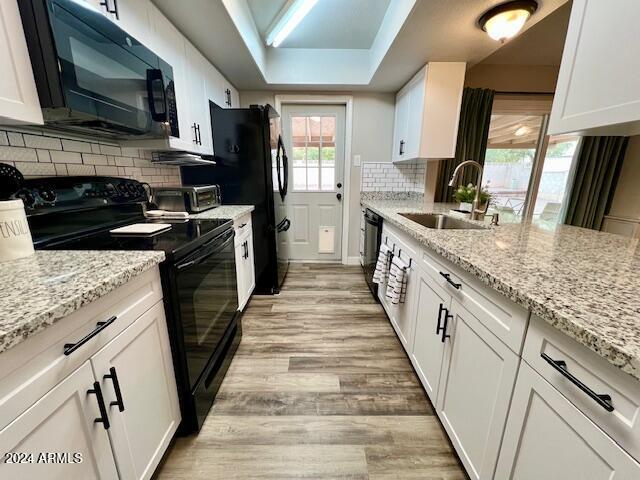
[0,200,35,262]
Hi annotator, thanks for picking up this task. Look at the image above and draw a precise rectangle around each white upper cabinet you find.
[391,62,466,162]
[0,0,43,125]
[549,0,640,136]
[184,40,212,154]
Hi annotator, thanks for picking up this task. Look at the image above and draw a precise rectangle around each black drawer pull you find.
[541,353,614,412]
[64,316,117,355]
[436,303,446,334]
[87,381,110,430]
[439,272,461,289]
[104,367,125,412]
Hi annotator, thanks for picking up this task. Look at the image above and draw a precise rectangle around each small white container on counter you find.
[0,200,34,262]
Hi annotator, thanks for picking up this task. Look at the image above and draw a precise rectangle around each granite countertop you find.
[362,197,640,381]
[190,205,254,221]
[0,250,165,355]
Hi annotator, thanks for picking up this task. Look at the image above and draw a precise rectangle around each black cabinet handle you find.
[541,353,614,412]
[225,88,232,107]
[87,381,110,430]
[64,316,117,355]
[436,303,446,334]
[438,307,452,343]
[103,367,125,412]
[439,272,461,289]
[399,140,405,155]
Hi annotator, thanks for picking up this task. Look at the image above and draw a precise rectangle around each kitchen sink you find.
[399,213,486,230]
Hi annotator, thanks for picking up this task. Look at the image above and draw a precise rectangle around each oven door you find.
[45,0,170,136]
[173,229,238,390]
[363,210,382,297]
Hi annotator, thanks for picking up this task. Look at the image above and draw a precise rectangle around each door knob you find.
[337,183,342,188]
[336,193,342,201]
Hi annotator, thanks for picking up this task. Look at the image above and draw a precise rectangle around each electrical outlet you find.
[353,154,361,167]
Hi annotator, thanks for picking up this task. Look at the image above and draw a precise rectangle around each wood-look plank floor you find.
[156,264,467,479]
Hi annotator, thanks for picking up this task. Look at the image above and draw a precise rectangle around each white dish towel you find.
[372,243,392,285]
[386,254,409,305]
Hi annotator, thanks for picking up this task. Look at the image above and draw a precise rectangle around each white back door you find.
[281,104,346,261]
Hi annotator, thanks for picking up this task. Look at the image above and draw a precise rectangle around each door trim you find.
[275,94,353,265]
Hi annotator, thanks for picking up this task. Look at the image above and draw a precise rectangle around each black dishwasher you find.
[363,209,383,299]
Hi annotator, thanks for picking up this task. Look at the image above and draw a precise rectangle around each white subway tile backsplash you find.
[50,150,82,164]
[0,128,180,187]
[360,161,426,193]
[61,139,93,153]
[23,134,62,150]
[67,164,96,176]
[7,132,25,147]
[82,153,109,165]
[14,162,57,176]
[0,146,38,162]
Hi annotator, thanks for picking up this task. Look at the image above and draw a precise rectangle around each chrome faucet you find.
[448,160,485,221]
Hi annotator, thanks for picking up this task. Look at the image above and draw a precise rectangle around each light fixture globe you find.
[478,0,538,42]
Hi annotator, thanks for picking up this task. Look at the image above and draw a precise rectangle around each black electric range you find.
[18,176,241,434]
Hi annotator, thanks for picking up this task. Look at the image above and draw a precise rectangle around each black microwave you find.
[18,0,179,139]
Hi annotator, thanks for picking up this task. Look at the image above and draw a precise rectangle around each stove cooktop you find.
[38,217,233,261]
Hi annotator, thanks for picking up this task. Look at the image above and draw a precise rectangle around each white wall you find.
[240,90,395,258]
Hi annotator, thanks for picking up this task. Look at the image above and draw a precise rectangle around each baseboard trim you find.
[346,256,362,266]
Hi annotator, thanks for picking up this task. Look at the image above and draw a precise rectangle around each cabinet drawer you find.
[0,268,163,430]
[523,315,640,462]
[496,361,640,479]
[420,248,529,354]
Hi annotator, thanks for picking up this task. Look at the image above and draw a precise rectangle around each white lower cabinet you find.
[410,269,450,402]
[436,299,520,480]
[0,361,118,479]
[495,362,640,479]
[234,214,255,311]
[0,269,180,480]
[91,302,180,480]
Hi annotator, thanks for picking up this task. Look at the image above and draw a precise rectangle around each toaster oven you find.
[153,186,221,213]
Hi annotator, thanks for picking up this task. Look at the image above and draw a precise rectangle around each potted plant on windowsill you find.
[451,183,491,218]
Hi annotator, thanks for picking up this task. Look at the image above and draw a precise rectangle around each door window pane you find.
[289,114,338,192]
[532,136,580,228]
[307,167,319,190]
[293,167,306,190]
[484,114,544,223]
[321,167,335,191]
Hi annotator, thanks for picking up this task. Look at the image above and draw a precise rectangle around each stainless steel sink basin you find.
[399,213,486,230]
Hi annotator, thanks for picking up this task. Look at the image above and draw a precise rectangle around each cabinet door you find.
[235,240,247,310]
[90,302,180,480]
[436,300,519,480]
[387,264,418,353]
[0,362,118,479]
[115,0,153,45]
[410,269,450,403]
[495,362,640,479]
[392,91,409,162]
[184,41,208,152]
[244,230,255,300]
[548,0,640,136]
[0,0,43,125]
[405,76,425,160]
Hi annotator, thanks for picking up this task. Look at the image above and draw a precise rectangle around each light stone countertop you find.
[362,197,640,381]
[0,250,165,355]
[190,205,254,221]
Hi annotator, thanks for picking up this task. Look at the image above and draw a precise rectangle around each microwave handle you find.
[147,69,167,122]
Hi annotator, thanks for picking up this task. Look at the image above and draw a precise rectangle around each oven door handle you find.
[176,230,234,271]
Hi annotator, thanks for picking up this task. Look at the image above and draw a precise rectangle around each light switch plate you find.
[353,154,361,167]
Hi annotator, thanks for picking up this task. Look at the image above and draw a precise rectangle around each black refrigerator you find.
[182,103,290,294]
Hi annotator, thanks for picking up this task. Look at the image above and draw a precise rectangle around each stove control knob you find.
[15,189,36,208]
[117,182,129,196]
[38,186,56,203]
[126,182,138,194]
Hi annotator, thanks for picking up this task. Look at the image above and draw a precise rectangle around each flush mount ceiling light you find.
[514,126,530,136]
[266,0,319,48]
[478,0,538,43]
